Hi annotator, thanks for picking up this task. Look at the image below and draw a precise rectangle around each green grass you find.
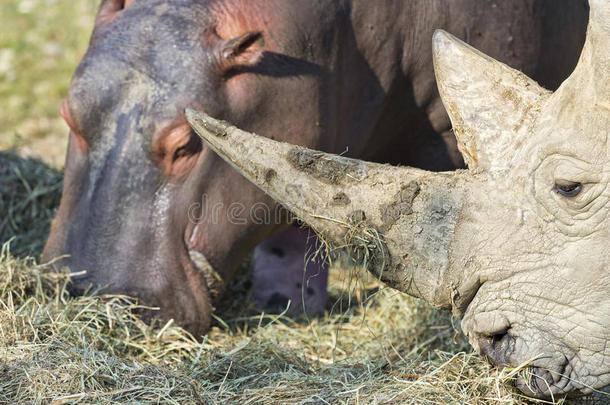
[0,0,98,166]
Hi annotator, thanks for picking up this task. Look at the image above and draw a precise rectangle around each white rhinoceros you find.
[186,0,609,397]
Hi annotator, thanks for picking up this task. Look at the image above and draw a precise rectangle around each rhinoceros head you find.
[432,0,610,396]
[187,0,609,397]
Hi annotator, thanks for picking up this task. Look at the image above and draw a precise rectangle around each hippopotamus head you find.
[188,0,610,397]
[43,0,327,333]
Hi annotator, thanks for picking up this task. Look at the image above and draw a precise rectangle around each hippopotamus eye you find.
[554,180,583,197]
[153,124,203,178]
[172,130,202,162]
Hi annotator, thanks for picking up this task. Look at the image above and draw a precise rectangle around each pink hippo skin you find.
[253,226,328,316]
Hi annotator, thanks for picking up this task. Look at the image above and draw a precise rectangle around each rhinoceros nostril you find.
[477,329,512,367]
[490,332,504,346]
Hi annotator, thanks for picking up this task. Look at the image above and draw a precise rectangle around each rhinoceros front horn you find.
[186,108,468,308]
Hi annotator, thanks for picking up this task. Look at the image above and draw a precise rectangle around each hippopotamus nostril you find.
[269,247,284,258]
[65,274,103,298]
[65,276,101,297]
[66,282,84,297]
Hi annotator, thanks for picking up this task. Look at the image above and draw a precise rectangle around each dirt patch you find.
[264,168,277,183]
[379,181,421,233]
[331,191,350,205]
[287,147,366,185]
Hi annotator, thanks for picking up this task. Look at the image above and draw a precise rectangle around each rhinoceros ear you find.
[217,31,264,73]
[432,30,551,171]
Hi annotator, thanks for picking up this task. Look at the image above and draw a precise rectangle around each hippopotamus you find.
[43,0,588,335]
[187,0,610,397]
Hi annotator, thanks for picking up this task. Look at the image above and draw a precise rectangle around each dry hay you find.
[0,153,607,404]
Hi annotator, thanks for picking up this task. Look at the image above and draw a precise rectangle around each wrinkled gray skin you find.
[187,0,609,397]
[43,0,588,335]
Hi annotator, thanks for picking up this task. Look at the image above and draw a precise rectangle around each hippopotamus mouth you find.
[187,249,225,301]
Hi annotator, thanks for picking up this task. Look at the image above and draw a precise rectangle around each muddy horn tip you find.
[185,108,234,140]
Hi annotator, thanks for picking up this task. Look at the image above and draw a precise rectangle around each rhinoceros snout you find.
[476,331,573,397]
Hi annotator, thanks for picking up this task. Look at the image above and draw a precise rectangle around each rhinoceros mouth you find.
[514,362,572,398]
[475,331,583,397]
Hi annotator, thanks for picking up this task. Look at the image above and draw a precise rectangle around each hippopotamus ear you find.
[216,31,265,73]
[96,0,136,25]
[432,30,551,171]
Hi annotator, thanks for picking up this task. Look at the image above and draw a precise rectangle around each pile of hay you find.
[0,153,607,404]
[0,151,62,257]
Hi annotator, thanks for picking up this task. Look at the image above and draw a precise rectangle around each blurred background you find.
[0,0,98,256]
[0,0,98,168]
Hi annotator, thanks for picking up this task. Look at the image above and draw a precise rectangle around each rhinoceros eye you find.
[554,180,583,197]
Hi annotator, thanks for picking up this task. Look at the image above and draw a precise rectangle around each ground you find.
[0,1,607,404]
